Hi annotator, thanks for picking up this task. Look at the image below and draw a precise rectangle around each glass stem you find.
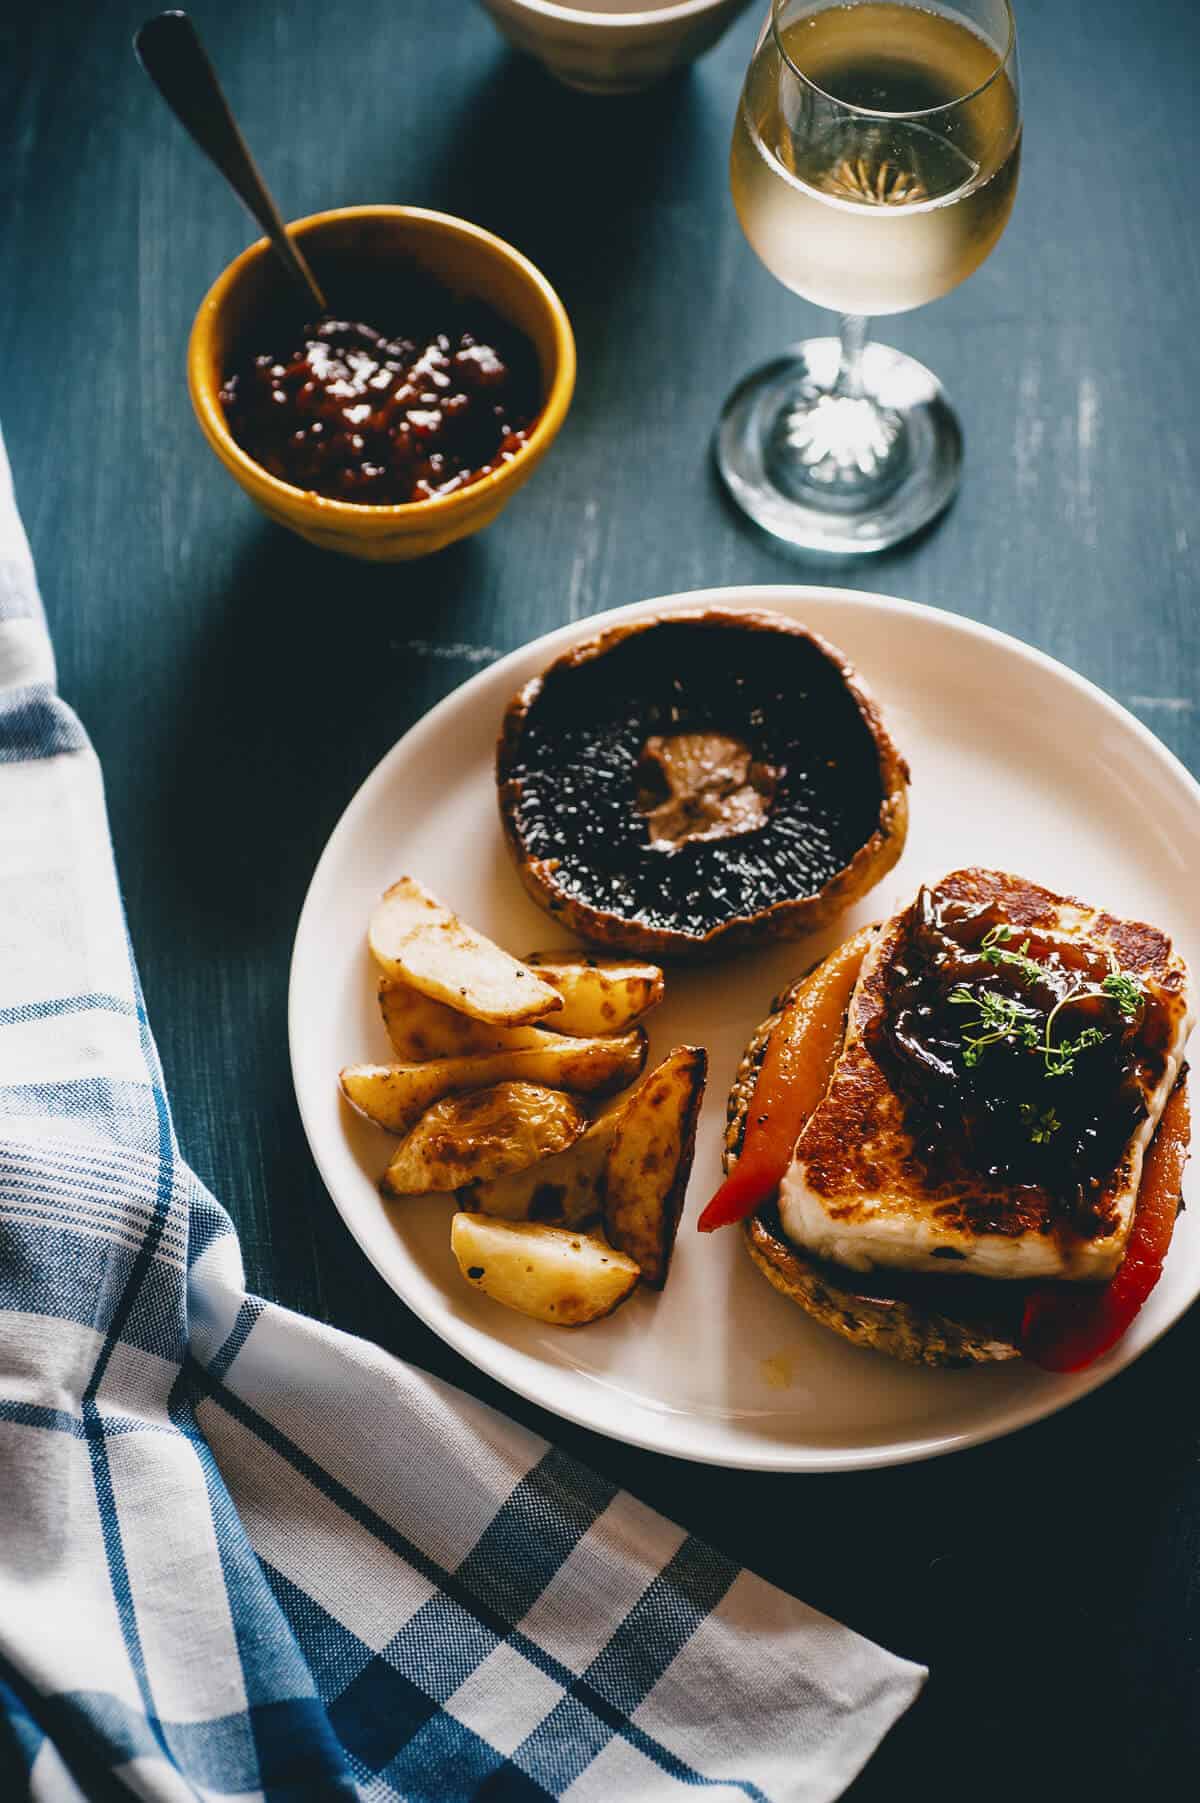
[833,314,869,401]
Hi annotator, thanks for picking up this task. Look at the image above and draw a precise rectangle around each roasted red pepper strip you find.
[1021,1075,1190,1372]
[698,927,874,1233]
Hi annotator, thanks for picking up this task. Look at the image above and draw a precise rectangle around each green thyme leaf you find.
[950,928,1146,1104]
[980,924,1045,986]
[1019,1102,1062,1143]
[953,987,1042,1065]
[1043,1025,1107,1080]
[1101,967,1144,1018]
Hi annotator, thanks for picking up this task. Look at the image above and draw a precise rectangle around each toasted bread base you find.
[725,974,1023,1368]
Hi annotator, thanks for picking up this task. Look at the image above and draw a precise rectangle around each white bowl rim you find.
[485,0,739,30]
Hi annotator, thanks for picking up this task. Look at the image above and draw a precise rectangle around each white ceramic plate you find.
[289,587,1200,1471]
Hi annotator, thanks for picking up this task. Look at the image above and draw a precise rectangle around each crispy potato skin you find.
[496,610,910,961]
[380,957,665,1057]
[379,979,561,1060]
[368,876,562,1024]
[382,1082,587,1196]
[457,1046,706,1260]
[522,955,665,1035]
[340,1029,648,1135]
[458,1112,617,1225]
[725,976,1021,1367]
[450,1213,640,1326]
[603,1046,708,1287]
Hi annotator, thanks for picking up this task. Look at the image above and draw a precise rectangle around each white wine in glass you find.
[718,0,1021,553]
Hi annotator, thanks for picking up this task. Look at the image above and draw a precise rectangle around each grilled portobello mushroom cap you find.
[725,973,1023,1367]
[496,610,909,960]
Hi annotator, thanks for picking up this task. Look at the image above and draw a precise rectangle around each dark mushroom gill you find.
[501,618,887,940]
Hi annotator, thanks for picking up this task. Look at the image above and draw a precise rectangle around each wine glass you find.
[717,0,1020,553]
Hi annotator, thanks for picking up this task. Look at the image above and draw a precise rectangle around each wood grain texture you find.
[3,2,1199,1798]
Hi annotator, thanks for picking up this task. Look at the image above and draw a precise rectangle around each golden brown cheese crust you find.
[723,971,1022,1365]
[787,869,1192,1276]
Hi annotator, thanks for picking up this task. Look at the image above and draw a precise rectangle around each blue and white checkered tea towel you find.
[0,428,924,1802]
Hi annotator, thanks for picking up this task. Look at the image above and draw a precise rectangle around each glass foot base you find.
[716,338,962,554]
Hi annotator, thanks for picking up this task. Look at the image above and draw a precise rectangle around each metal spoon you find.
[134,10,327,314]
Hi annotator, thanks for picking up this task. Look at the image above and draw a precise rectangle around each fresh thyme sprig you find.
[947,984,1040,1069]
[1101,962,1144,1018]
[946,928,1146,1134]
[979,923,1045,985]
[1039,1010,1106,1080]
[1019,1102,1062,1143]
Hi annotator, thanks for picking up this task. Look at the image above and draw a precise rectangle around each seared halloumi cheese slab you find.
[779,870,1194,1282]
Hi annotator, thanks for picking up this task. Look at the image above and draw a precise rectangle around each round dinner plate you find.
[289,586,1200,1472]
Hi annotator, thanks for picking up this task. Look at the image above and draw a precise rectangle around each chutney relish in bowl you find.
[218,262,541,506]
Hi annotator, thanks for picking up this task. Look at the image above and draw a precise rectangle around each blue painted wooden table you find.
[5,2,1199,1796]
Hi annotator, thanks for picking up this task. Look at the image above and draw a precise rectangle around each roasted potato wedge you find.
[523,954,665,1036]
[458,1045,706,1237]
[602,1045,707,1287]
[340,1030,648,1135]
[368,878,562,1026]
[381,1083,588,1196]
[457,1109,619,1225]
[451,1213,640,1325]
[379,978,563,1061]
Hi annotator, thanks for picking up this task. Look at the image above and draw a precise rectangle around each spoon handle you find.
[134,10,327,314]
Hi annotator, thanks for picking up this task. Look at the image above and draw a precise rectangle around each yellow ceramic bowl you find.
[188,205,576,561]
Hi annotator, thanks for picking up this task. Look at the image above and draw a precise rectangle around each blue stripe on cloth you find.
[513,1690,769,1803]
[80,1401,167,1756]
[0,1654,134,1803]
[510,1692,615,1797]
[578,1534,739,1716]
[0,1179,189,1251]
[378,1712,523,1802]
[263,1567,510,1766]
[242,1697,361,1803]
[163,1364,336,1723]
[0,1218,187,1360]
[260,1564,378,1704]
[509,1536,745,1798]
[76,1689,251,1792]
[0,689,87,761]
[0,1399,79,1436]
[0,1664,349,1803]
[191,1362,471,1594]
[0,1220,184,1287]
[209,1297,265,1383]
[194,1368,769,1800]
[186,1186,238,1268]
[164,1377,350,1795]
[75,957,178,1762]
[256,1573,526,1798]
[327,1661,439,1775]
[383,1591,502,1706]
[0,1078,163,1155]
[83,950,177,1400]
[0,1397,186,1441]
[0,1677,43,1786]
[369,1449,616,1714]
[0,1138,171,1200]
[474,1762,558,1801]
[0,993,140,1028]
[454,1448,617,1623]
